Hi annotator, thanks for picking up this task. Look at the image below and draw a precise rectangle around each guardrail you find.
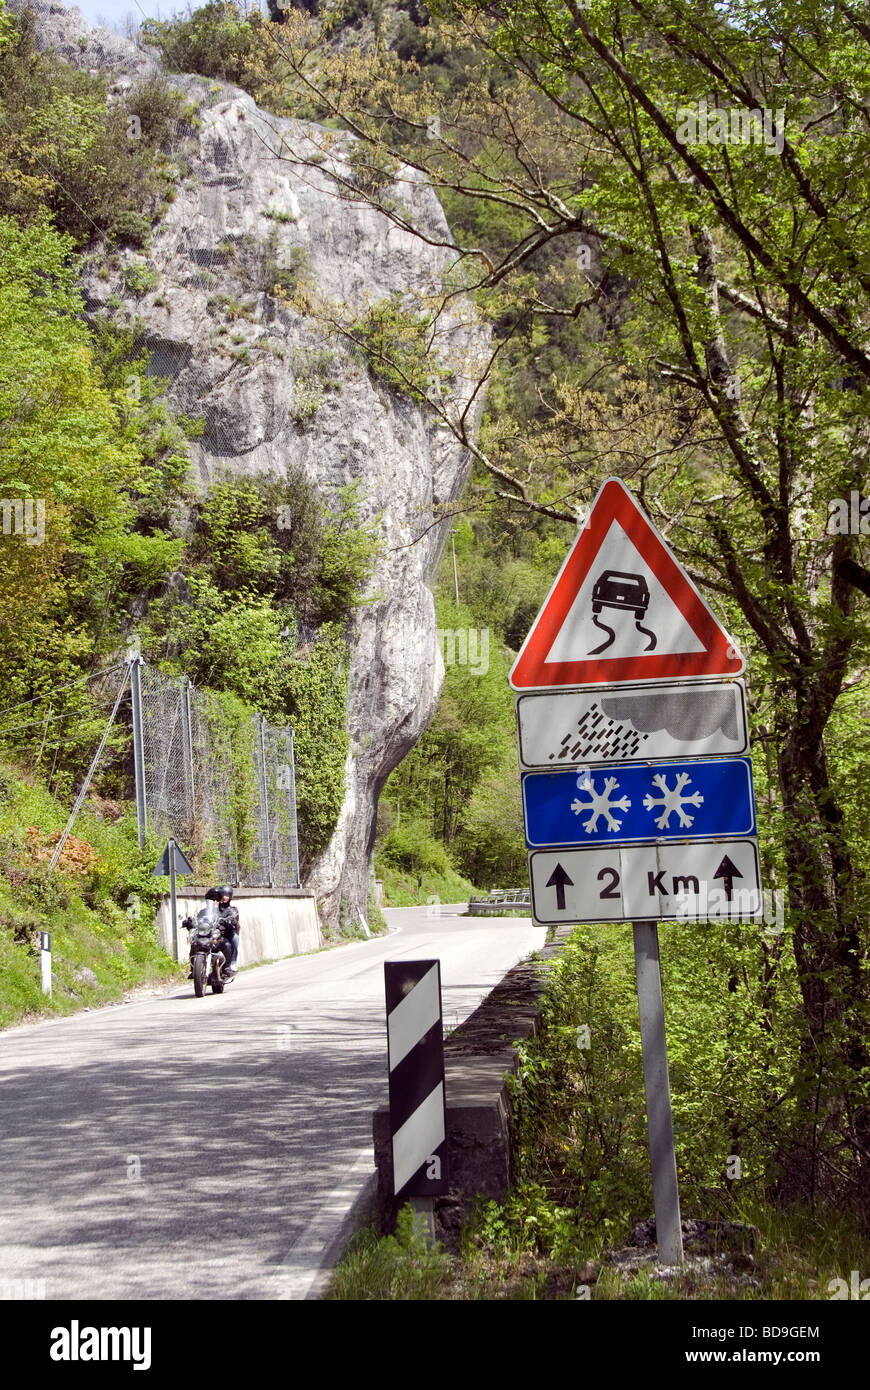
[467,887,531,914]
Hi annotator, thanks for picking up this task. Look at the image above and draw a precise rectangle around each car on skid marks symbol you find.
[588,569,658,654]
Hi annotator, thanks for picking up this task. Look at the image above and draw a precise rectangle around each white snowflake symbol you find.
[643,772,704,829]
[571,775,631,834]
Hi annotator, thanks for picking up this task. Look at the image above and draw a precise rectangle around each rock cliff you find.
[11,0,487,926]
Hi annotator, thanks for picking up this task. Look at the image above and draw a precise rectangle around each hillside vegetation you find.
[134,0,870,1243]
[3,0,870,1275]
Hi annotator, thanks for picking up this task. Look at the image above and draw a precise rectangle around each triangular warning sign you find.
[152,839,195,877]
[509,478,744,689]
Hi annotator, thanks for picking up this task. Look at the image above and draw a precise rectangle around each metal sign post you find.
[153,838,195,962]
[169,840,178,963]
[633,920,683,1265]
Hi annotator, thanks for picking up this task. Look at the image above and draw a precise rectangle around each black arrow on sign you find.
[713,854,742,902]
[546,862,574,910]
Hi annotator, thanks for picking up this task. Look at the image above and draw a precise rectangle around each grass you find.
[375,859,476,908]
[325,920,870,1300]
[327,1206,452,1300]
[0,760,182,1029]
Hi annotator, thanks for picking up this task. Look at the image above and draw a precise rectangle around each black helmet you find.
[206,885,233,903]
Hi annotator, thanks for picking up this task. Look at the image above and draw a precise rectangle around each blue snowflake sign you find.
[522,757,756,848]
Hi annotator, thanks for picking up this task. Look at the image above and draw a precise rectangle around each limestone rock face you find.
[13,0,487,926]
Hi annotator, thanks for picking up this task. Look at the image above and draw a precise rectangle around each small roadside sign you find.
[527,838,762,925]
[152,840,194,877]
[152,837,194,963]
[516,679,748,769]
[509,478,744,689]
[522,757,756,848]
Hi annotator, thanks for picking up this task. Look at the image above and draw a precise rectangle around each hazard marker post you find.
[40,931,51,998]
[384,960,449,1242]
[509,477,763,1266]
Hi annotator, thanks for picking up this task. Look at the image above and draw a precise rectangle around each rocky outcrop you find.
[12,0,487,927]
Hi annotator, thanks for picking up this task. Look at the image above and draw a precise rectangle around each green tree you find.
[0,216,179,713]
[268,0,870,1195]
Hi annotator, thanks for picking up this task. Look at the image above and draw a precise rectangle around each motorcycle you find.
[185,901,234,998]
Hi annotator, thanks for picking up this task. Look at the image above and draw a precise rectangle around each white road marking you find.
[276,1147,376,1300]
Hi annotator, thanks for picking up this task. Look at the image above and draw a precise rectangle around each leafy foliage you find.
[140,1,288,106]
[0,5,188,245]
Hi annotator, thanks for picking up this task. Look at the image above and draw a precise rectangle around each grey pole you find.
[287,728,300,888]
[632,920,683,1265]
[257,715,273,888]
[183,679,196,831]
[169,837,178,963]
[450,531,459,604]
[129,656,147,849]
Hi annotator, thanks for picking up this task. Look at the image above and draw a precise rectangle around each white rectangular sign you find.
[528,838,762,925]
[516,679,748,769]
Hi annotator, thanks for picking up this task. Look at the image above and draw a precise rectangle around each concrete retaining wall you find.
[156,887,321,965]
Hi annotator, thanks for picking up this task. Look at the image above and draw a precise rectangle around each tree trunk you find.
[775,713,870,1200]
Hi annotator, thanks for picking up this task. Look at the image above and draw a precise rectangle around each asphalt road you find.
[0,904,544,1301]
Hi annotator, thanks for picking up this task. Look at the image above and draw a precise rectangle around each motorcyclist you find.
[183,886,240,977]
[206,885,240,975]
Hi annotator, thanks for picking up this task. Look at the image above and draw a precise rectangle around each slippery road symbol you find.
[588,569,658,655]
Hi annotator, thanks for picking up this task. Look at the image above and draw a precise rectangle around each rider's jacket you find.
[218,903,240,936]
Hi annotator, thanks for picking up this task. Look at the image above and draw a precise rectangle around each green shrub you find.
[122,261,159,294]
[140,2,284,97]
[346,140,400,199]
[347,292,453,403]
[0,11,188,245]
[112,210,152,249]
[263,244,313,299]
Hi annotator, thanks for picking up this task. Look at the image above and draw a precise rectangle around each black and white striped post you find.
[40,931,51,999]
[384,960,448,1238]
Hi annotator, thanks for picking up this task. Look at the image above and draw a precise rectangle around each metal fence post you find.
[257,714,273,888]
[182,678,196,831]
[287,727,300,888]
[128,656,148,850]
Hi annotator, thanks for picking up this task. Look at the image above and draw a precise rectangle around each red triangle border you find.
[509,479,744,689]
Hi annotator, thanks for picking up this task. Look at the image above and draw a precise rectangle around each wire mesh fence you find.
[137,661,300,887]
[0,659,300,888]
